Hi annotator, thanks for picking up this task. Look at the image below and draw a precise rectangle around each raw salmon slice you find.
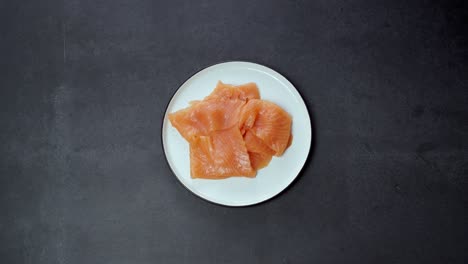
[168,81,293,179]
[190,127,255,179]
[243,130,275,155]
[239,99,292,156]
[244,129,276,170]
[205,81,260,101]
[168,99,246,142]
[248,151,273,170]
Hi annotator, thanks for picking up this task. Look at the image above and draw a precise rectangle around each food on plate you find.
[239,99,292,156]
[190,126,255,179]
[168,81,292,179]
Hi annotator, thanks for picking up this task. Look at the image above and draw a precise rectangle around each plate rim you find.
[161,61,312,207]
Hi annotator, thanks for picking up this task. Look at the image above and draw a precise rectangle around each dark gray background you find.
[1,0,467,263]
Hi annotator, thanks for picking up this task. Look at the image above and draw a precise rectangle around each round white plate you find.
[162,61,311,206]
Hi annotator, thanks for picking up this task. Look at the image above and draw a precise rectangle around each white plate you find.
[162,61,311,206]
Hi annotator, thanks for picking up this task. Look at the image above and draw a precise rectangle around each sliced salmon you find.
[244,130,275,170]
[169,81,292,179]
[248,151,273,170]
[190,127,255,179]
[205,81,260,101]
[239,99,292,156]
[243,130,275,155]
[168,99,246,142]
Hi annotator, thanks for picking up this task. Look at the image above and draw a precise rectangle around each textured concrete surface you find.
[1,0,467,263]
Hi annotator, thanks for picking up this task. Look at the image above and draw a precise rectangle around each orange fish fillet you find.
[190,127,255,179]
[205,81,260,101]
[168,99,246,142]
[168,81,292,179]
[248,152,273,171]
[239,99,292,156]
[244,130,275,155]
[243,130,275,170]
